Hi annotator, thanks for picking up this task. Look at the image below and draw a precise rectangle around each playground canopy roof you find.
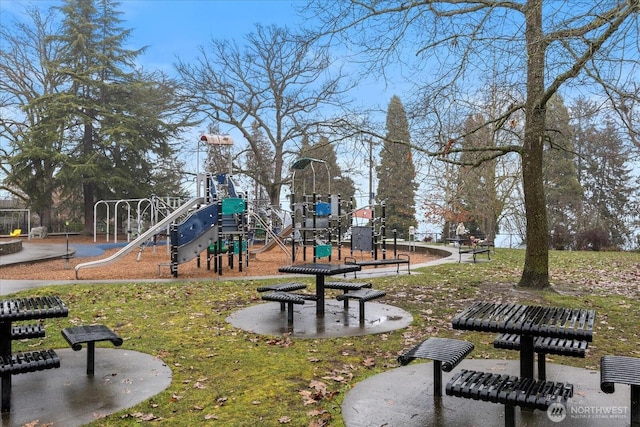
[200,134,233,145]
[291,157,325,170]
[291,158,331,193]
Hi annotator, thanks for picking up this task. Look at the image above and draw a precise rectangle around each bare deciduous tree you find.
[306,0,639,288]
[176,24,352,207]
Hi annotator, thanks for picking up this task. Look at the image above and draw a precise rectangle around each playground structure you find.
[73,137,409,280]
[171,172,249,277]
[288,158,406,264]
[75,134,253,279]
[92,196,185,244]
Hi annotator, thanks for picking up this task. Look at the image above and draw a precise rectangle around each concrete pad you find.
[0,243,74,267]
[0,348,171,427]
[227,299,413,338]
[342,359,632,427]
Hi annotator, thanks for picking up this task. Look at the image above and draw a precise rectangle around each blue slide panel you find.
[171,204,218,246]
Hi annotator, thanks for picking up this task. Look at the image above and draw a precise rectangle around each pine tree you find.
[376,96,417,238]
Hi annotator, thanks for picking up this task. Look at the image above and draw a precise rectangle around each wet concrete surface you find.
[342,359,632,427]
[227,299,413,338]
[0,348,171,427]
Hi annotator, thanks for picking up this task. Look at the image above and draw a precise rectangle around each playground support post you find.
[381,202,386,260]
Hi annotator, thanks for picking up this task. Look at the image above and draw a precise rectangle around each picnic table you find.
[277,263,361,317]
[451,301,595,378]
[448,301,595,426]
[0,296,69,412]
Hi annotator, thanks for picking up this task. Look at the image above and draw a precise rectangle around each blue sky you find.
[2,0,305,73]
[1,0,413,220]
[123,0,304,73]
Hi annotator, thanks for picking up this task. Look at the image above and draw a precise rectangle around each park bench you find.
[61,325,123,375]
[458,243,491,263]
[335,289,386,324]
[397,337,474,397]
[446,369,574,427]
[344,253,410,277]
[600,355,640,426]
[29,226,47,239]
[493,333,588,380]
[0,296,68,412]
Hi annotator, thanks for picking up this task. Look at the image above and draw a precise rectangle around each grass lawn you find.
[10,248,640,426]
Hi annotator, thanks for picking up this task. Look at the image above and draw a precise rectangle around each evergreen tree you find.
[50,0,188,233]
[0,6,67,228]
[543,95,582,249]
[376,96,417,238]
[578,119,634,249]
[456,113,501,241]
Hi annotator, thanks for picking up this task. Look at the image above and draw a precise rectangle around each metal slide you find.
[249,212,292,257]
[75,196,205,279]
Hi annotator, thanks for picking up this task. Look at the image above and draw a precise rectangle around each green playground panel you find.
[314,244,332,258]
[232,240,248,254]
[209,241,228,253]
[222,198,246,215]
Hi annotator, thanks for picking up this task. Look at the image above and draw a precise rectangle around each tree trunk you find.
[83,121,94,235]
[519,0,549,289]
[268,184,282,209]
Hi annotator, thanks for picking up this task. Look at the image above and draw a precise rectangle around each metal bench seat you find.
[600,355,640,426]
[324,282,372,309]
[398,337,474,396]
[336,289,386,324]
[0,349,60,375]
[256,282,307,293]
[11,324,45,340]
[324,281,372,291]
[261,291,311,327]
[344,254,410,277]
[61,325,123,375]
[494,333,588,380]
[446,369,573,427]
